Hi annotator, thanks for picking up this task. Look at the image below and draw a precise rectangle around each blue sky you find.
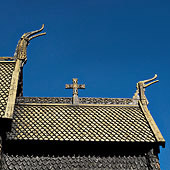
[0,0,170,168]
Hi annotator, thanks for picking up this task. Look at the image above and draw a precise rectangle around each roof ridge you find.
[16,96,137,105]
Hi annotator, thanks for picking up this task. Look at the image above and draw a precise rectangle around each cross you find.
[65,78,85,105]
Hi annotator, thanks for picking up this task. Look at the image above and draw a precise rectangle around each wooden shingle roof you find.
[7,99,156,142]
[0,61,165,145]
[2,154,160,170]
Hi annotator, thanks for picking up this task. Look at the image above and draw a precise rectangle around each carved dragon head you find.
[137,74,159,89]
[14,24,46,64]
[133,74,159,105]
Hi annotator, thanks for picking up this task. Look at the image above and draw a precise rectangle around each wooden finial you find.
[65,78,85,105]
[133,74,159,105]
[14,24,46,65]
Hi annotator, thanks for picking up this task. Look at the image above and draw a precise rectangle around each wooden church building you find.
[0,25,165,169]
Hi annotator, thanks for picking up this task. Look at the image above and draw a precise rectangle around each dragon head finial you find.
[14,24,46,64]
[133,74,159,105]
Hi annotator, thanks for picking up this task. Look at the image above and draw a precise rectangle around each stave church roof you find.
[0,25,165,170]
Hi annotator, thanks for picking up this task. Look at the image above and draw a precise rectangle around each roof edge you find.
[3,59,22,119]
[138,100,165,147]
[0,57,16,61]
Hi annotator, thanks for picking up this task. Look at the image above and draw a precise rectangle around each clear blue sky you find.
[0,0,169,168]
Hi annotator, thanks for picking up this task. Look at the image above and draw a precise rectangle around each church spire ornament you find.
[65,78,85,105]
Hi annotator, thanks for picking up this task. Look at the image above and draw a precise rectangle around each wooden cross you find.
[65,78,85,105]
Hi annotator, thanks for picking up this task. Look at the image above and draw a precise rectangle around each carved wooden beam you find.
[139,100,165,146]
[3,25,46,119]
